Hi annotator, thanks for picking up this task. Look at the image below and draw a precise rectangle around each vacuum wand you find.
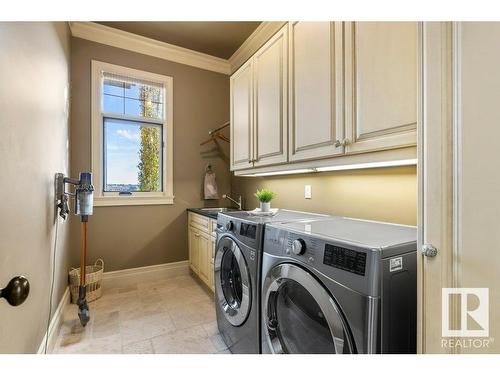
[77,221,89,326]
[56,171,94,327]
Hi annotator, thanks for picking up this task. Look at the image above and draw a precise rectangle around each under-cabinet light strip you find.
[315,159,418,172]
[239,159,417,177]
[240,168,315,177]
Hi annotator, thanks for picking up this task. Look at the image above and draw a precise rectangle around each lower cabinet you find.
[198,231,210,285]
[209,236,215,292]
[188,227,200,273]
[188,212,216,292]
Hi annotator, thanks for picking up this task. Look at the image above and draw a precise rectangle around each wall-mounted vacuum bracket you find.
[56,172,94,222]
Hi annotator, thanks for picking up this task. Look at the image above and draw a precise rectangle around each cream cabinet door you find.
[198,232,210,285]
[188,226,199,274]
[253,25,288,167]
[289,22,344,161]
[230,59,254,170]
[344,22,417,154]
[209,236,216,292]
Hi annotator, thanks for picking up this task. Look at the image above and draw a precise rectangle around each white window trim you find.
[91,60,174,206]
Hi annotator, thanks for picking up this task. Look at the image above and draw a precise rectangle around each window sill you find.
[93,196,175,207]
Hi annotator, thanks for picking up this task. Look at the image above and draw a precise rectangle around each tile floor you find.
[52,274,229,354]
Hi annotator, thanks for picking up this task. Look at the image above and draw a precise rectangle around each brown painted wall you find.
[70,37,231,272]
[232,166,417,226]
[0,22,71,353]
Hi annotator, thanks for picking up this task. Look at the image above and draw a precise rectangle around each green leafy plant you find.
[138,86,161,192]
[254,188,276,203]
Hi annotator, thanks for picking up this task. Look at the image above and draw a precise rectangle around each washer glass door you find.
[215,236,251,327]
[263,263,354,354]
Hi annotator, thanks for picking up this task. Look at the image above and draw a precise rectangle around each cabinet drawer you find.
[188,212,210,233]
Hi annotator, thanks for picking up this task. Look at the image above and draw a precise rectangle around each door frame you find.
[417,21,460,354]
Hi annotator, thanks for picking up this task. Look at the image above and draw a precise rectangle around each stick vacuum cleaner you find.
[56,172,94,327]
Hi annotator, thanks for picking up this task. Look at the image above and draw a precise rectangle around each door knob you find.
[422,244,438,257]
[0,276,30,306]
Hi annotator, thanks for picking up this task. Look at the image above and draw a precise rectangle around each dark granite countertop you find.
[187,207,239,220]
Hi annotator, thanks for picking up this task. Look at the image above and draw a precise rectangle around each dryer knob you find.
[225,221,234,231]
[291,239,306,255]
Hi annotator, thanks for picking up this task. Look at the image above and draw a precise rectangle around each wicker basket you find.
[69,258,104,304]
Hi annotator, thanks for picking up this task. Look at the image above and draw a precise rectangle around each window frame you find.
[91,60,174,206]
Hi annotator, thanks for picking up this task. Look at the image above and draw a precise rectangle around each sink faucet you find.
[223,194,242,210]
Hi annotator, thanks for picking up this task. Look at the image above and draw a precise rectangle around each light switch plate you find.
[305,185,312,199]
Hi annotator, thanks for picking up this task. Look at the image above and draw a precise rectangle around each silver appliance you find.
[261,217,417,354]
[215,210,326,354]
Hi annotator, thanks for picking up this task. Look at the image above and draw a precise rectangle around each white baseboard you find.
[102,260,189,290]
[37,286,70,354]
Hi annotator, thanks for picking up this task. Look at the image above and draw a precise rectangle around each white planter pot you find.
[260,202,271,212]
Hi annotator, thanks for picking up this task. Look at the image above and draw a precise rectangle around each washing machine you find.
[261,216,417,354]
[214,210,327,354]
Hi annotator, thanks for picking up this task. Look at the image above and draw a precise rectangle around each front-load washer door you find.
[262,263,354,354]
[215,236,251,327]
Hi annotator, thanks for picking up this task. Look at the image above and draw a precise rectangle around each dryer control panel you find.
[323,244,367,276]
[263,225,381,297]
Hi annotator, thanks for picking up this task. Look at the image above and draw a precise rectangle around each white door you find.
[419,22,500,354]
[344,22,417,154]
[288,22,344,161]
[230,60,254,170]
[253,25,288,167]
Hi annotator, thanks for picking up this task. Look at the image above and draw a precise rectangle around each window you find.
[91,61,173,206]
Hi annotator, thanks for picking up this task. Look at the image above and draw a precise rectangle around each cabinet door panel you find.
[345,22,417,153]
[210,236,215,292]
[289,22,344,161]
[198,233,210,284]
[188,227,199,273]
[230,61,254,170]
[253,26,288,167]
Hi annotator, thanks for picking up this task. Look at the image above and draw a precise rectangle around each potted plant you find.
[254,188,276,212]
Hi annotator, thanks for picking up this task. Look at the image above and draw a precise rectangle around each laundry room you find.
[1,2,500,374]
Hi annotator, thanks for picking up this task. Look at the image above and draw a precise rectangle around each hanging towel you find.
[204,165,219,200]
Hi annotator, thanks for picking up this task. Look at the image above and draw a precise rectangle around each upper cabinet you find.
[230,59,253,171]
[230,22,418,174]
[253,26,288,167]
[344,22,417,154]
[289,22,344,161]
[230,25,288,171]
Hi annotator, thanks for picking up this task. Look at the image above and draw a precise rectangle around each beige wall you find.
[232,166,417,226]
[0,22,72,353]
[70,37,231,272]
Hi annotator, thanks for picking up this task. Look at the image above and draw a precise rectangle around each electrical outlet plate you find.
[305,185,312,199]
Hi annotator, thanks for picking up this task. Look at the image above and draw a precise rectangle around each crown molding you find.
[228,22,287,73]
[69,22,231,75]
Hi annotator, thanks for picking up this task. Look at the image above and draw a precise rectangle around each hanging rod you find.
[208,121,230,136]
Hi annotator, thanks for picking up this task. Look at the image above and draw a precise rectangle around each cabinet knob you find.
[335,139,350,148]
